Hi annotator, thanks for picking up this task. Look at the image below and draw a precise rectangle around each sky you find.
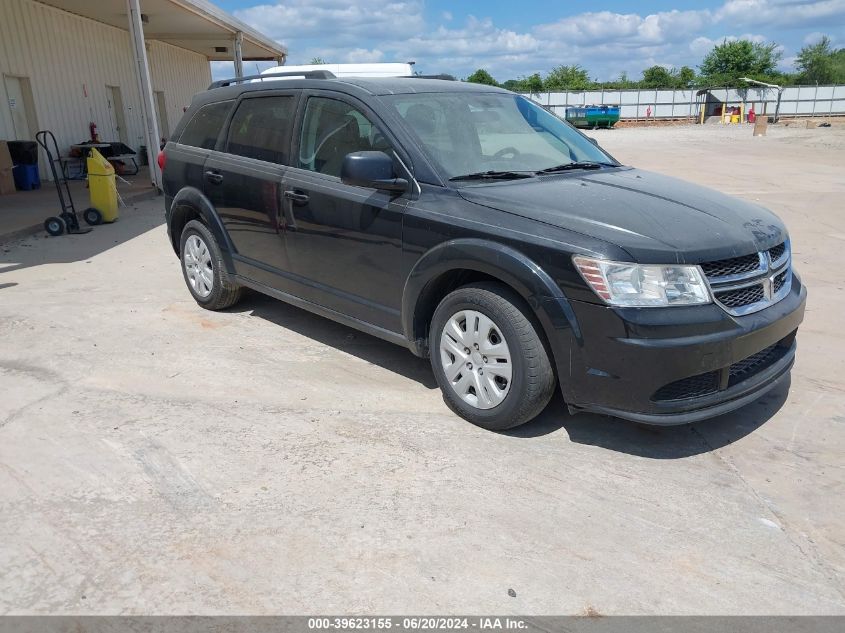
[210,0,845,81]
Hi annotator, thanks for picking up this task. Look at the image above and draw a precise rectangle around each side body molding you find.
[401,238,582,360]
[168,187,237,273]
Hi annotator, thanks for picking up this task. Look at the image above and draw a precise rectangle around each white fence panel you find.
[526,84,844,120]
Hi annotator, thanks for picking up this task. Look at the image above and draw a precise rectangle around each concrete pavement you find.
[0,124,843,614]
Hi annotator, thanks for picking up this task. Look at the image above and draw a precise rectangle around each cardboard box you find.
[0,141,18,194]
[0,141,13,169]
[0,168,16,195]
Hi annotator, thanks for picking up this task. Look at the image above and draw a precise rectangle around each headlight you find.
[573,256,711,307]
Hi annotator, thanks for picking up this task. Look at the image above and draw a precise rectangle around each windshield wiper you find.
[449,170,534,182]
[535,161,615,175]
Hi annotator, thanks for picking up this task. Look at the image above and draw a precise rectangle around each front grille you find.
[652,372,719,402]
[728,343,787,387]
[700,253,761,278]
[773,269,788,294]
[769,242,786,263]
[714,283,765,308]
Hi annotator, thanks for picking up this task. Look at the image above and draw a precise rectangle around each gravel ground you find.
[0,124,843,615]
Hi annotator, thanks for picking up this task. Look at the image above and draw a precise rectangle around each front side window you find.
[179,101,232,149]
[385,92,616,179]
[226,96,296,164]
[298,97,391,178]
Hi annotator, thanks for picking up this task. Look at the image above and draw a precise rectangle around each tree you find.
[309,57,328,64]
[699,39,782,84]
[502,74,543,92]
[544,64,591,90]
[796,36,844,84]
[466,68,499,86]
[640,65,675,88]
[676,66,696,87]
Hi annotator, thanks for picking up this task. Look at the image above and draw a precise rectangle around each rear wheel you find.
[180,220,242,310]
[44,216,65,236]
[430,282,555,430]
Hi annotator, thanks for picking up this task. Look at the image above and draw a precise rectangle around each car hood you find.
[457,168,787,263]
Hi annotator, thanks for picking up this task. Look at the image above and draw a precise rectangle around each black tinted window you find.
[298,97,391,177]
[226,96,296,164]
[178,101,232,149]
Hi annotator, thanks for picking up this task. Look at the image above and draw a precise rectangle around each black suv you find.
[162,74,806,430]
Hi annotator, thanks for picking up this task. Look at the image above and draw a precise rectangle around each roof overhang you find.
[35,0,287,61]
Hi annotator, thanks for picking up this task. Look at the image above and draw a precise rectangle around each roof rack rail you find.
[208,70,336,89]
[411,74,456,80]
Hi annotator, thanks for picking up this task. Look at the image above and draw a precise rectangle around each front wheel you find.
[430,282,556,430]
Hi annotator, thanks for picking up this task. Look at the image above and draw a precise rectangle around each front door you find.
[280,94,409,333]
[155,90,170,141]
[203,92,298,287]
[106,86,129,145]
[4,75,37,140]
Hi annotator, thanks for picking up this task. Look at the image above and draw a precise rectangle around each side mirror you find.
[341,151,408,192]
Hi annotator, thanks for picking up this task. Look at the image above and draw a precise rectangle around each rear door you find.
[279,92,411,332]
[203,91,298,284]
[164,99,233,203]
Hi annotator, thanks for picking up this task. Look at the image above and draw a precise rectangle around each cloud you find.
[802,30,837,45]
[227,1,845,81]
[344,48,385,63]
[715,0,845,28]
[535,9,711,46]
[235,0,426,49]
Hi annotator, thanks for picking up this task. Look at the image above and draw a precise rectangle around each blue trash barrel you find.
[12,164,41,190]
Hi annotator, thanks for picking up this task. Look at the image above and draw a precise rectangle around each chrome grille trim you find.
[699,251,766,283]
[702,240,791,316]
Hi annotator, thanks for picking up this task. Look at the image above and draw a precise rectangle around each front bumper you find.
[552,272,807,425]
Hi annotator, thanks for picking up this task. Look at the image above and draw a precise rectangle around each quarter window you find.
[178,101,232,150]
[226,96,296,164]
[298,97,391,178]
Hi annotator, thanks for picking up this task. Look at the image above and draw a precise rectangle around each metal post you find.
[636,89,640,122]
[688,89,694,123]
[829,85,835,122]
[774,87,784,123]
[233,31,244,78]
[275,56,285,66]
[126,0,161,190]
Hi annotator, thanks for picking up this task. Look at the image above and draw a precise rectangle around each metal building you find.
[0,0,286,188]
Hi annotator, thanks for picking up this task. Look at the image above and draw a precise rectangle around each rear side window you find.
[226,96,296,164]
[178,101,232,149]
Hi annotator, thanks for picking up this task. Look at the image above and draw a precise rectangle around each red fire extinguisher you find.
[89,121,100,142]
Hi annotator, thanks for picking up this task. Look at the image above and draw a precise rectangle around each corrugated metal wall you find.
[528,85,845,120]
[0,0,211,171]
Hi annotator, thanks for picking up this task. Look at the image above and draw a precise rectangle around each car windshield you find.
[384,92,616,181]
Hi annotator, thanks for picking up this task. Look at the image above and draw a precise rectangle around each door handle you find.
[284,190,309,204]
[205,170,223,185]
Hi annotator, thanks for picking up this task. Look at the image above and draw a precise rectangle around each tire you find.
[83,207,103,226]
[179,219,242,310]
[430,282,556,430]
[44,216,65,236]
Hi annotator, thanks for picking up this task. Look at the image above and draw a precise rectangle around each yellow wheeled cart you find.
[84,147,119,224]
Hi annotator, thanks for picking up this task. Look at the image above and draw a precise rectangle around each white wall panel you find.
[528,84,845,120]
[0,0,211,175]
